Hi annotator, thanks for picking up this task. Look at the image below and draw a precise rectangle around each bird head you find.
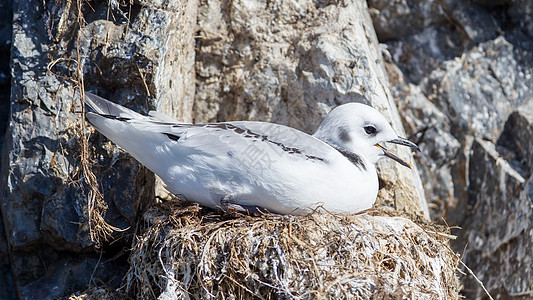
[313,102,419,167]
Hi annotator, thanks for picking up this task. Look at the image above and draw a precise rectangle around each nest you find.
[66,287,125,300]
[125,202,460,299]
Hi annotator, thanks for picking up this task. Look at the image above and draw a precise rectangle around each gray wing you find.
[166,121,331,163]
[85,92,333,164]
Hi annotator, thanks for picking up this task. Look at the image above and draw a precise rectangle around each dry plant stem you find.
[458,259,494,300]
[431,230,493,300]
[126,203,462,299]
[74,0,119,247]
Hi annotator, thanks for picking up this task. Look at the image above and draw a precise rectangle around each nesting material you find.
[126,203,460,299]
[66,287,124,300]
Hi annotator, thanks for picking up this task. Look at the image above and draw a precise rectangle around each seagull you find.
[84,92,419,215]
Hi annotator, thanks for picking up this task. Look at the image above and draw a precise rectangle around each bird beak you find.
[375,137,420,169]
[388,137,421,152]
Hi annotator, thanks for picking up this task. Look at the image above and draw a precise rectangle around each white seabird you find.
[85,93,419,215]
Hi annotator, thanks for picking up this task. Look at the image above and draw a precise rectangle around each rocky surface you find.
[369,0,533,298]
[458,137,531,298]
[1,0,532,298]
[0,1,16,299]
[0,0,10,152]
[1,0,196,298]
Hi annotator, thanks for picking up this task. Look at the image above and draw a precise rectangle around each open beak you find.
[375,137,420,169]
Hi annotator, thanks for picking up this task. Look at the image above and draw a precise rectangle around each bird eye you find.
[364,125,377,135]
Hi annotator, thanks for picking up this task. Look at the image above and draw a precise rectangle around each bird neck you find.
[329,145,368,171]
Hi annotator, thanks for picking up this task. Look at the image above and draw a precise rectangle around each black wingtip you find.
[83,92,139,120]
[84,92,108,114]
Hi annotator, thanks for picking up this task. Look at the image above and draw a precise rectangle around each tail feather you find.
[84,92,185,147]
[84,93,173,175]
[84,92,143,119]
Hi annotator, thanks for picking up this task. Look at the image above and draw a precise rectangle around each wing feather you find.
[85,92,333,168]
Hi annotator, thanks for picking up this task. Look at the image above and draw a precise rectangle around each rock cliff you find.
[0,0,531,298]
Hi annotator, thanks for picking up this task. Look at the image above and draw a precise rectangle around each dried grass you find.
[46,0,126,247]
[125,202,461,299]
[66,287,126,300]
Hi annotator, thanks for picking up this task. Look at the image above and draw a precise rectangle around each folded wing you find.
[85,93,332,166]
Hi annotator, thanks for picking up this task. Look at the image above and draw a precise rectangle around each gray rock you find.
[378,0,500,84]
[497,99,533,177]
[1,0,196,297]
[16,253,127,300]
[392,83,533,298]
[0,0,11,152]
[457,135,532,299]
[447,1,500,44]
[507,0,533,41]
[462,138,526,253]
[387,62,460,219]
[371,0,533,297]
[422,36,532,142]
[4,0,73,250]
[0,1,15,299]
[386,25,466,84]
[0,216,15,300]
[367,0,448,41]
[375,1,533,220]
[471,0,507,7]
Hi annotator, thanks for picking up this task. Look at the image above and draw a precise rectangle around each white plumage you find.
[85,93,419,215]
